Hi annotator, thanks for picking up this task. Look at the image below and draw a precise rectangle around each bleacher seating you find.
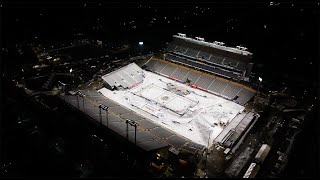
[221,83,242,99]
[121,71,139,85]
[102,63,143,89]
[165,53,176,61]
[161,35,257,104]
[170,67,189,80]
[193,75,214,89]
[185,48,199,58]
[183,71,201,83]
[143,58,256,105]
[167,43,177,52]
[208,78,228,95]
[145,59,158,71]
[208,53,225,65]
[153,61,167,72]
[165,36,252,73]
[235,88,255,105]
[175,46,188,54]
[197,51,211,60]
[223,57,238,67]
[126,65,144,79]
[167,54,240,79]
[160,63,177,77]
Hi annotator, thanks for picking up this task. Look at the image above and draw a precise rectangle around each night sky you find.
[2,2,319,86]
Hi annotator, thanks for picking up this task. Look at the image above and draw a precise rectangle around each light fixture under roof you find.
[177,33,186,37]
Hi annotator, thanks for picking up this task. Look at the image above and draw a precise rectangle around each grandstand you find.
[143,57,255,105]
[102,63,144,90]
[164,34,254,81]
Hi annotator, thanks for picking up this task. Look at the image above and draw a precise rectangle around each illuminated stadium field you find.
[98,68,245,146]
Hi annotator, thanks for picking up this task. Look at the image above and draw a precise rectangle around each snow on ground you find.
[98,70,245,147]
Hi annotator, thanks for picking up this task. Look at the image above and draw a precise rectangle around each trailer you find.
[243,163,260,178]
[255,144,271,164]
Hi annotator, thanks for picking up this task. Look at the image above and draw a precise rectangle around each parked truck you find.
[255,144,271,164]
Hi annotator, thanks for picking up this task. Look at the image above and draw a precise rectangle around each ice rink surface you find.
[99,70,245,146]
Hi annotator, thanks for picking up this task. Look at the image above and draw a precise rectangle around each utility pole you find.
[126,119,129,140]
[82,96,85,110]
[99,105,102,124]
[105,107,109,127]
[134,124,137,145]
[77,95,80,108]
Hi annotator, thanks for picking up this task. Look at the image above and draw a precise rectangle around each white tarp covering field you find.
[98,70,245,146]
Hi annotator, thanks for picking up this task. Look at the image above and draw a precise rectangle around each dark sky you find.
[1,2,319,86]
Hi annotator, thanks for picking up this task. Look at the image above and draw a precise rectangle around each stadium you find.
[60,33,260,161]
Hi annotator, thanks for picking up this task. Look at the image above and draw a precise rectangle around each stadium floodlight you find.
[195,37,204,41]
[237,46,248,51]
[139,42,143,54]
[76,91,85,110]
[177,33,186,37]
[259,77,262,82]
[76,90,85,97]
[125,119,138,144]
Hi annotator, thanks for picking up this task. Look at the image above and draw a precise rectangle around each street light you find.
[258,77,262,97]
[105,107,109,127]
[139,41,143,54]
[253,77,262,112]
[99,105,102,124]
